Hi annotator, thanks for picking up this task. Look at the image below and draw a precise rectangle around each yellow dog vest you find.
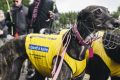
[86,31,120,77]
[25,30,86,78]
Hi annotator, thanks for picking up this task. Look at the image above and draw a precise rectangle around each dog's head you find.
[103,29,120,63]
[77,5,119,32]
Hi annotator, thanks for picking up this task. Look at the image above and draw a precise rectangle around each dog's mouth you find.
[103,28,120,49]
[96,18,120,30]
[97,24,115,30]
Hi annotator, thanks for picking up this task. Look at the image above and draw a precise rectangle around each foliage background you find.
[111,6,120,18]
[0,0,120,28]
[0,0,29,12]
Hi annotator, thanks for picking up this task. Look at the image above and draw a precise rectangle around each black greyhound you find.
[86,29,120,80]
[0,5,118,80]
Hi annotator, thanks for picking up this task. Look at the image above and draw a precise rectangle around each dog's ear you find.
[77,10,94,22]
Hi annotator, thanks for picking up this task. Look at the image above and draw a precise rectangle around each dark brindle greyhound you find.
[86,29,120,80]
[0,5,118,80]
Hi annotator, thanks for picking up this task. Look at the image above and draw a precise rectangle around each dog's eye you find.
[92,8,103,15]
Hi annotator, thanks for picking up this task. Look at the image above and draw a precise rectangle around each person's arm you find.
[47,2,59,21]
[52,4,59,20]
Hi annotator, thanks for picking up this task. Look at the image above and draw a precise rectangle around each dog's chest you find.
[25,32,87,78]
[25,33,63,76]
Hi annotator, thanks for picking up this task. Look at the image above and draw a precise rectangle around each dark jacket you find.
[6,5,28,36]
[27,0,59,33]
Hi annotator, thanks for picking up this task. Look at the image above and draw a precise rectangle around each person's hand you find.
[49,11,55,19]
[0,29,3,35]
[46,11,55,22]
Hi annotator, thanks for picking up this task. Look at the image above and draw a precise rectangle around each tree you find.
[111,6,120,18]
[58,12,78,28]
[0,0,29,13]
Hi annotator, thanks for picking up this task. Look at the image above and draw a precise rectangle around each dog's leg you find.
[5,56,25,80]
[19,59,30,80]
[52,57,72,80]
[86,54,111,80]
[58,61,72,80]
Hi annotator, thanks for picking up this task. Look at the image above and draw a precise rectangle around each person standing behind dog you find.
[0,10,9,47]
[6,0,28,37]
[27,0,59,33]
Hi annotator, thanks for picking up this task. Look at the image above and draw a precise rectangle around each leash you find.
[30,0,41,28]
[30,0,56,31]
[51,30,69,75]
[52,30,71,80]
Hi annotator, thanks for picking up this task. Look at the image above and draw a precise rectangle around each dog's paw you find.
[82,74,90,80]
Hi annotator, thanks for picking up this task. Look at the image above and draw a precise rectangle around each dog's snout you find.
[113,19,120,28]
[104,18,120,30]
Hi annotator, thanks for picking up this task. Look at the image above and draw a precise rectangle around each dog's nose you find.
[113,19,120,28]
[104,19,120,30]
